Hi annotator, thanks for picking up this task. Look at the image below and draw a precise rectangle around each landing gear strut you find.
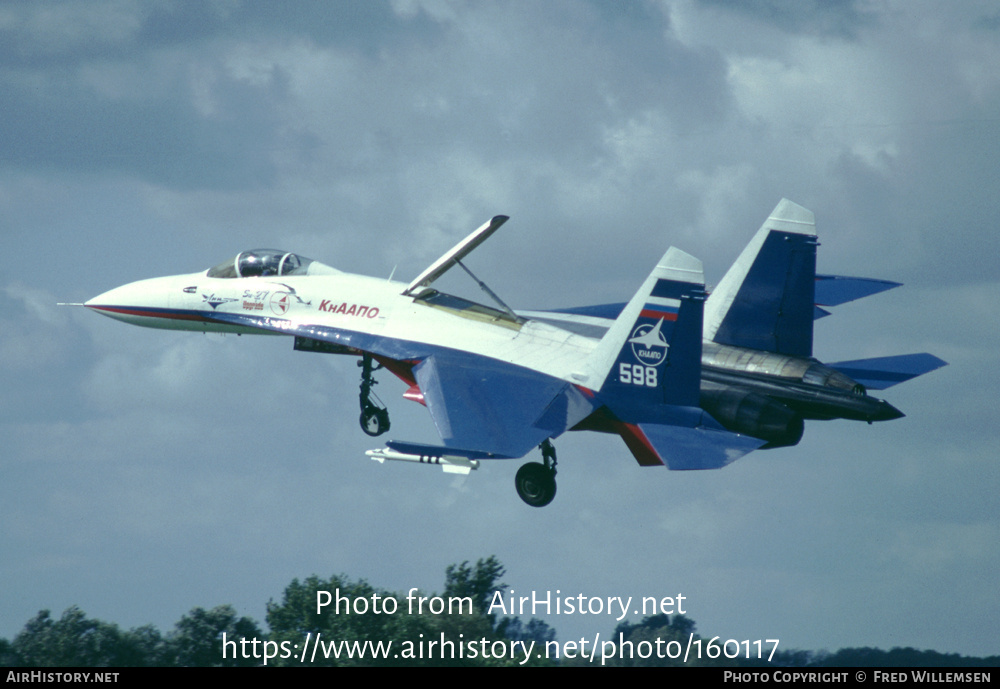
[515,440,557,507]
[358,354,390,436]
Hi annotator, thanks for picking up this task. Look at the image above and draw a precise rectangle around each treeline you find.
[2,557,996,667]
[2,557,553,667]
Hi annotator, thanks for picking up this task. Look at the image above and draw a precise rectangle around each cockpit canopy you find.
[206,249,339,278]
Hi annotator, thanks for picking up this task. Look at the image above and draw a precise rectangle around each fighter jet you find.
[83,199,945,507]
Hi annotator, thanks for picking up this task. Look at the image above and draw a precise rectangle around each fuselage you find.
[84,267,602,388]
[85,256,902,449]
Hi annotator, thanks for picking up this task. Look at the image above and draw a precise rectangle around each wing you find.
[410,352,596,458]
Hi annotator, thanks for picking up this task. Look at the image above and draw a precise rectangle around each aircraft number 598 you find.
[620,362,657,387]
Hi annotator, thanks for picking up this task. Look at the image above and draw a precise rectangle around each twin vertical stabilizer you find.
[581,246,706,411]
[704,199,818,357]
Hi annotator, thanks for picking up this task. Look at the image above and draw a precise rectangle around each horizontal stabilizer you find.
[617,414,765,470]
[830,353,947,390]
[815,274,901,306]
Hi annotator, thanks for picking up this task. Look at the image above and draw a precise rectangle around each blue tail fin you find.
[581,247,705,413]
[704,199,818,357]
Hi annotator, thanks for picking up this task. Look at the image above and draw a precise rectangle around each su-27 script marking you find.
[83,201,946,506]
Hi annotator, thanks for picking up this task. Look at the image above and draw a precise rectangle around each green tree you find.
[165,605,262,667]
[8,605,260,667]
[116,625,168,666]
[444,556,506,627]
[266,574,433,666]
[11,607,134,667]
[1,637,22,666]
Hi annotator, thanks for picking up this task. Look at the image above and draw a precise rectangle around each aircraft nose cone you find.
[874,400,905,422]
[83,276,177,326]
[84,283,142,318]
[84,286,118,309]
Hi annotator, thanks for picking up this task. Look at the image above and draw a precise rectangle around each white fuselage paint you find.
[86,270,603,387]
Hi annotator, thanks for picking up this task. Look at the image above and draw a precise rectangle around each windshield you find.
[206,250,332,278]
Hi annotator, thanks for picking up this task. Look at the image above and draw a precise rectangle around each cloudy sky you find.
[2,0,997,659]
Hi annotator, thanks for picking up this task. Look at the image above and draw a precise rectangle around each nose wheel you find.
[360,406,390,437]
[358,354,390,437]
[515,440,558,507]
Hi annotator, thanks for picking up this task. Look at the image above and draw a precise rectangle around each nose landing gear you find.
[359,354,390,437]
[515,439,558,507]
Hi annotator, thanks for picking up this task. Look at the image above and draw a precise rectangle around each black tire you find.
[360,408,390,436]
[515,462,556,507]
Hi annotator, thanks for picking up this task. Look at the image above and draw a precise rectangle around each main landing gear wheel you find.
[515,440,558,507]
[358,354,390,437]
[515,463,556,507]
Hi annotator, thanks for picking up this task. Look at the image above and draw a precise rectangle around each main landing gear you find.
[358,354,390,437]
[515,440,558,507]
